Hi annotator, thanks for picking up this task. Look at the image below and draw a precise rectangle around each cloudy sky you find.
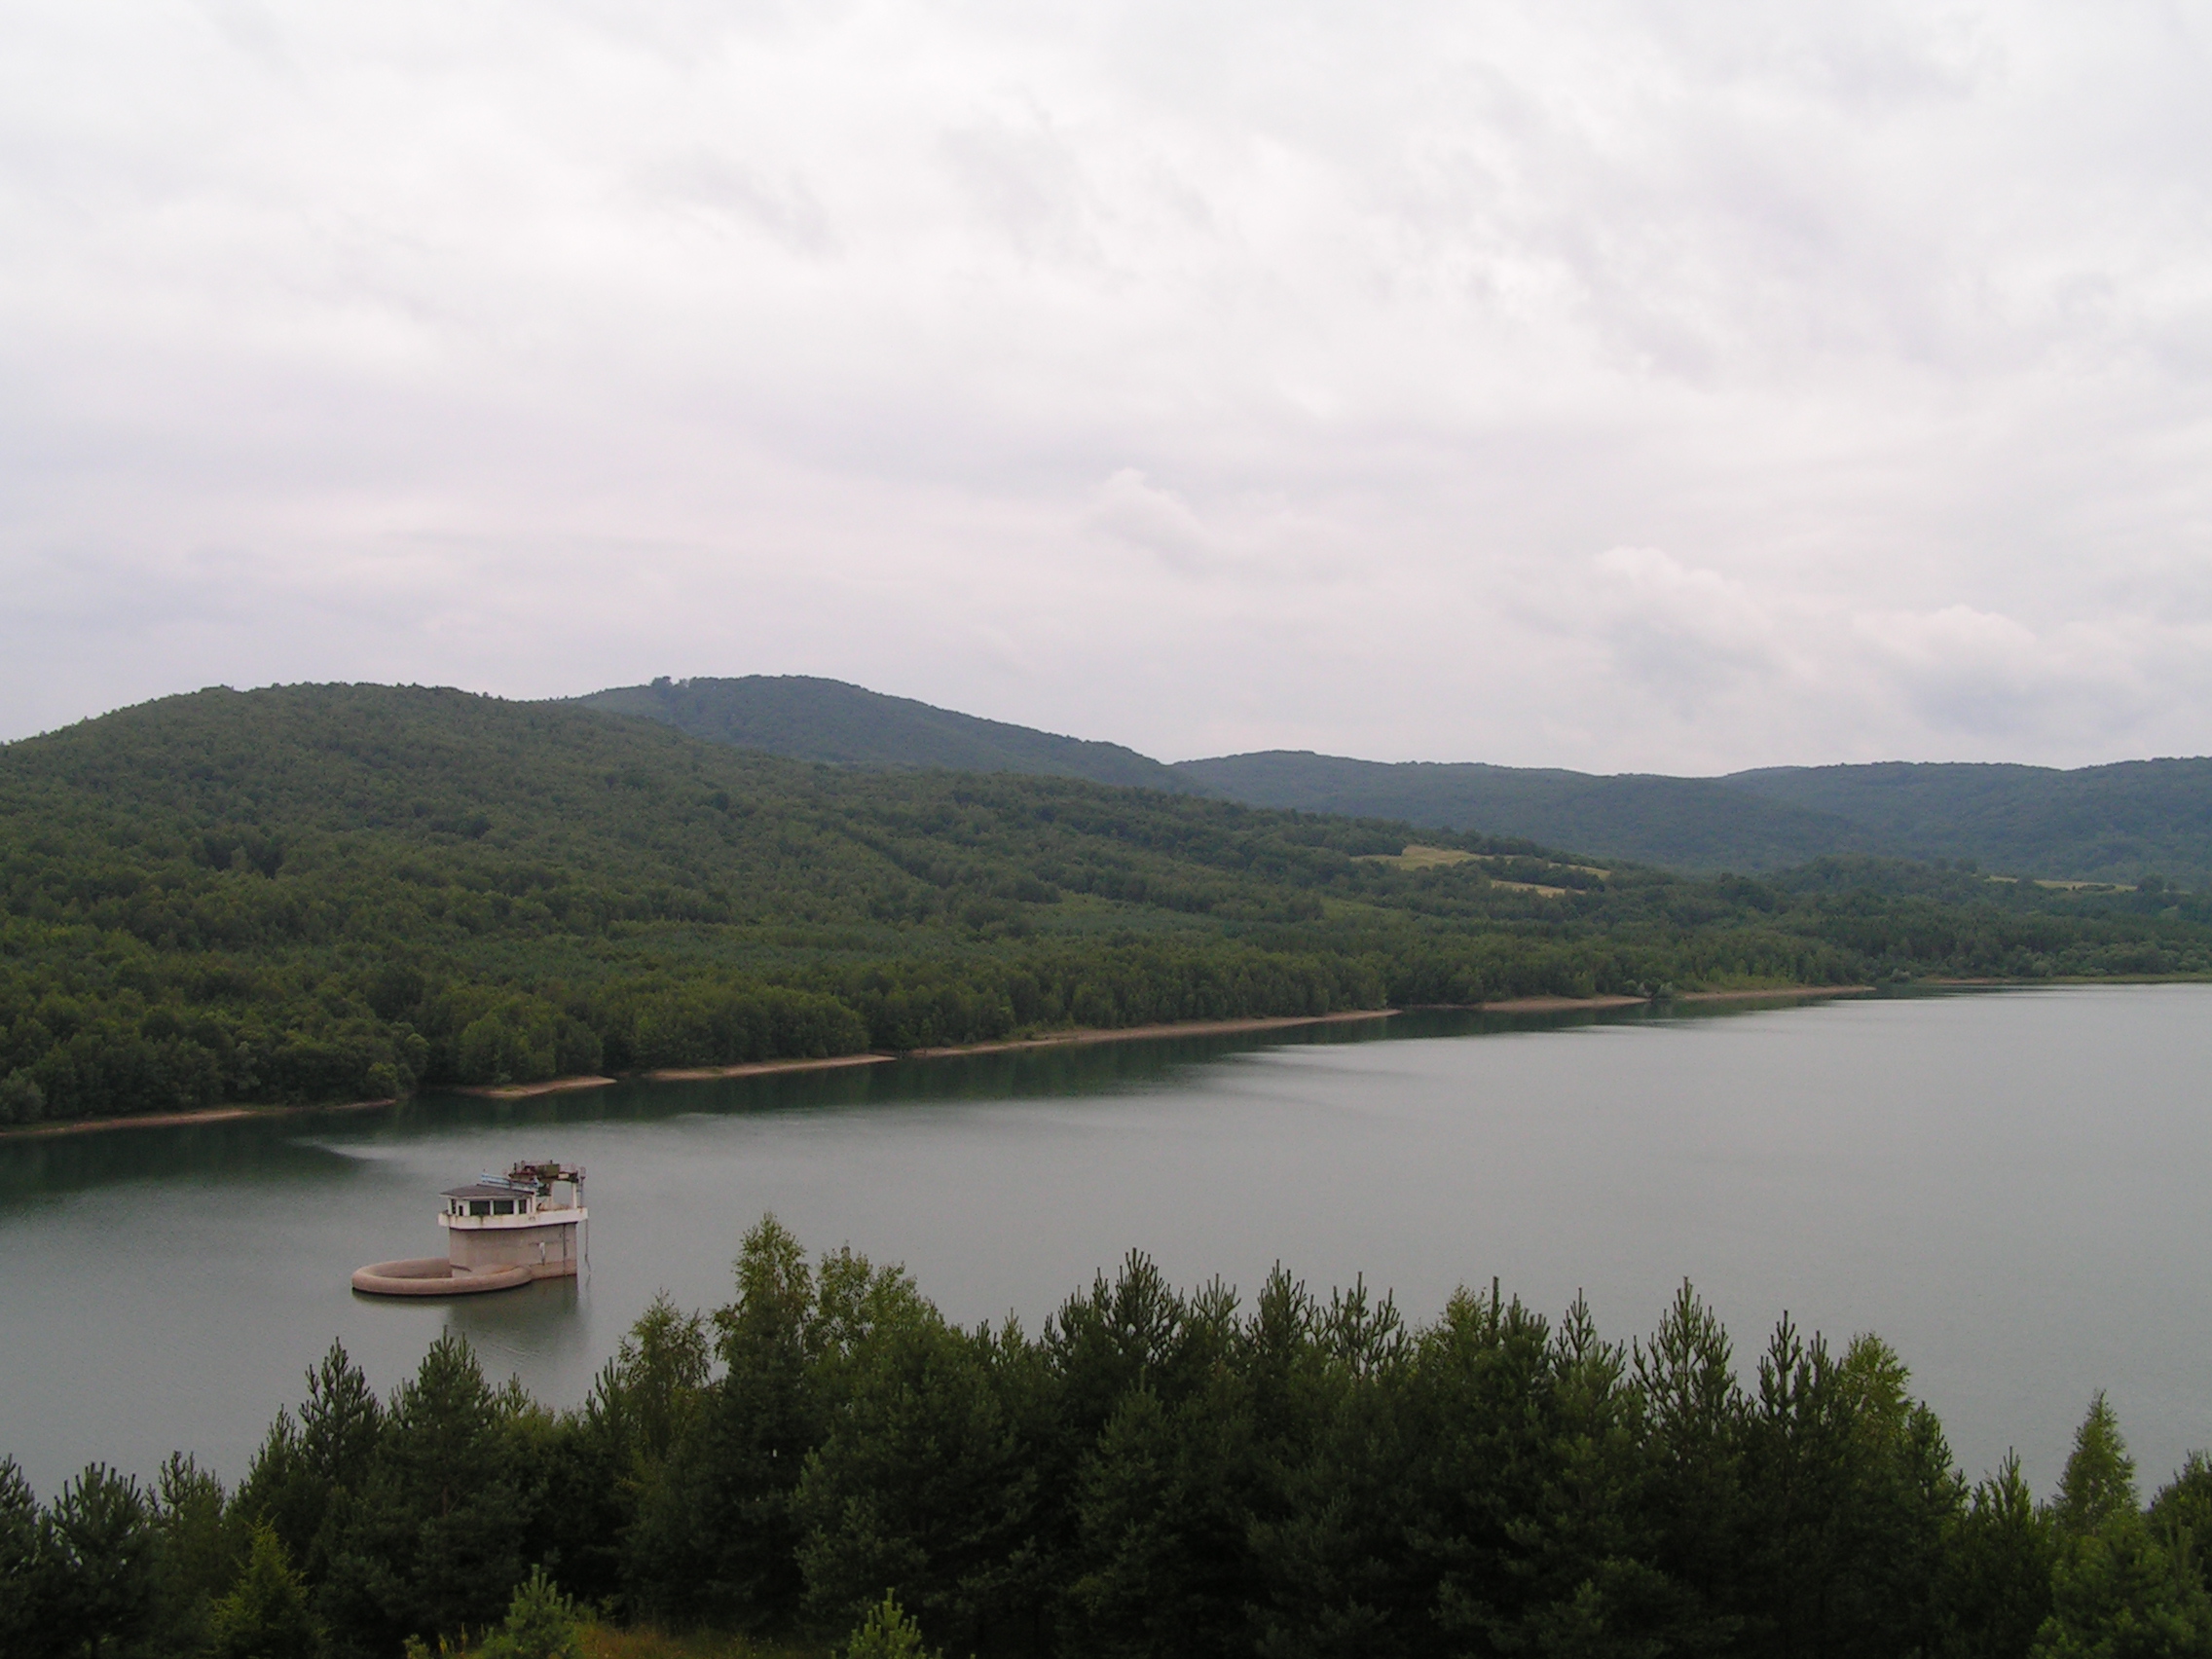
[4,1,2209,771]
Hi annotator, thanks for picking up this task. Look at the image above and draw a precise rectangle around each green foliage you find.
[148,1453,239,1655]
[1943,1456,2054,1658]
[2028,1399,2212,1657]
[1731,760,2212,888]
[2151,1453,2212,1593]
[0,1068,43,1124]
[4,684,2209,1126]
[579,675,1195,794]
[15,1225,2212,1656]
[477,1567,581,1659]
[317,1333,523,1657]
[1177,749,1875,874]
[1184,750,2212,886]
[2055,1395,2139,1537]
[2032,1517,2212,1656]
[233,1341,383,1584]
[0,1457,39,1654]
[628,1217,832,1629]
[203,1523,323,1659]
[35,1462,159,1659]
[840,1591,940,1659]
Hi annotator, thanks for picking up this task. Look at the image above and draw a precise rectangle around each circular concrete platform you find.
[350,1257,533,1297]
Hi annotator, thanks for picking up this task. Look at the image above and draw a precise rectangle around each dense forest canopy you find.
[1181,751,2212,886]
[1,683,2207,1126]
[7,1221,2209,1657]
[1724,758,2212,883]
[1173,751,1876,874]
[561,674,2212,884]
[576,676,1196,793]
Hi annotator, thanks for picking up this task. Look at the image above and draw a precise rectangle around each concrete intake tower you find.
[351,1161,587,1296]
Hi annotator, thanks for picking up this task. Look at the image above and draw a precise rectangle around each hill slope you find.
[1726,759,2212,883]
[1176,751,2212,884]
[574,676,1196,793]
[1170,752,1876,872]
[567,677,2212,883]
[4,684,2205,1126]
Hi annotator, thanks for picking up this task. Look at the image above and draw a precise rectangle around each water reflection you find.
[22,988,2106,1503]
[0,997,1826,1209]
[0,1115,362,1202]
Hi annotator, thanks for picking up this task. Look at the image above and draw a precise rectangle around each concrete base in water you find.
[350,1257,535,1297]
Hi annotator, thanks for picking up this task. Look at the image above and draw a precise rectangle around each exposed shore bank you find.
[1421,984,1876,1014]
[0,985,1881,1139]
[899,1007,1396,1060]
[0,1093,398,1142]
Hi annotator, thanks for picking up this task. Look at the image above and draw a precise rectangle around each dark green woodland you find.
[577,676,1196,794]
[2,683,2209,1127]
[574,675,2212,884]
[7,1221,2210,1658]
[1178,751,2212,886]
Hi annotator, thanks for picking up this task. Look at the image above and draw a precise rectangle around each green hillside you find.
[2,683,2207,1127]
[575,675,1196,793]
[1728,758,2212,884]
[1177,750,2212,884]
[567,677,2212,883]
[1170,751,1875,870]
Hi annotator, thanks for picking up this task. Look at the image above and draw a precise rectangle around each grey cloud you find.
[1086,469,1218,571]
[1,1,2208,771]
[638,150,836,255]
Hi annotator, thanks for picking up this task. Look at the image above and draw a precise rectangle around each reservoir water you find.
[3,984,2209,1501]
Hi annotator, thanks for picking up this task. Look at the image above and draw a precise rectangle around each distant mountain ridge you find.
[1169,753,1881,874]
[1184,752,2212,885]
[1724,759,2212,881]
[575,676,1197,793]
[571,675,2212,884]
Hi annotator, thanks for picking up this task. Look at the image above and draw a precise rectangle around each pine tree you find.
[2053,1394,2137,1537]
[843,1591,940,1659]
[477,1566,581,1659]
[149,1453,238,1656]
[204,1523,324,1659]
[317,1333,522,1657]
[2032,1396,2212,1657]
[1940,1454,2053,1659]
[0,1457,41,1656]
[628,1215,825,1627]
[37,1463,158,1659]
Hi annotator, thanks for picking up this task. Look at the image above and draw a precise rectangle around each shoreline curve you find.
[1,987,1887,1141]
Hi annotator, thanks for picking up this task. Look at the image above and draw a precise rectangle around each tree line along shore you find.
[4,1218,2203,1658]
[0,994,1887,1138]
[4,684,2207,1131]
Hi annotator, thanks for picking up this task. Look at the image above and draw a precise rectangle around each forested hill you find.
[1725,758,2212,883]
[564,675,2212,883]
[1179,750,2212,885]
[3,682,2208,1127]
[1172,752,1877,874]
[573,675,1195,793]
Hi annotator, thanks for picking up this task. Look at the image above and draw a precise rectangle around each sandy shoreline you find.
[1466,994,1645,1014]
[455,1074,622,1100]
[0,1094,397,1142]
[898,1008,1396,1059]
[1419,984,1874,1015]
[640,1053,897,1084]
[1674,984,1876,1005]
[0,988,1879,1140]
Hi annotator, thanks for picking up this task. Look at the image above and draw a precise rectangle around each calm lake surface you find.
[4,985,2209,1500]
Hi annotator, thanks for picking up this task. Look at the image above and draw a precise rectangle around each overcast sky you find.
[4,1,2209,771]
